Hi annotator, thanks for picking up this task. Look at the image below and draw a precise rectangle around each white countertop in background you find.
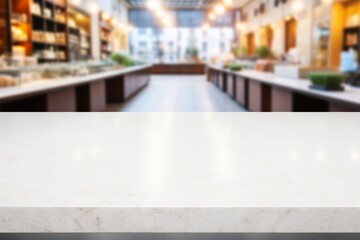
[208,65,360,107]
[0,113,360,232]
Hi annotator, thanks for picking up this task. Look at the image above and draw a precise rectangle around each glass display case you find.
[0,61,121,88]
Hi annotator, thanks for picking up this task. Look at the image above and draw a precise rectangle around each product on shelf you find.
[346,33,358,46]
[53,0,66,6]
[55,10,66,23]
[44,7,53,18]
[55,50,66,60]
[40,47,56,59]
[31,2,42,15]
[32,31,45,42]
[55,33,66,45]
[45,32,56,43]
[11,13,27,24]
[12,46,26,57]
[0,75,17,88]
[12,26,28,42]
[25,57,38,66]
[68,19,77,28]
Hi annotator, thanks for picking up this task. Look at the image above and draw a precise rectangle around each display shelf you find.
[67,6,92,61]
[2,0,98,63]
[99,11,113,60]
[9,0,32,57]
[4,0,69,62]
[0,0,11,55]
[31,0,68,63]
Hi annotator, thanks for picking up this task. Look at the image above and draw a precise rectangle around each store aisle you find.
[107,75,246,112]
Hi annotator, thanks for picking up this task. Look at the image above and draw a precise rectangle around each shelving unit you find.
[67,6,92,61]
[5,0,68,62]
[0,1,11,55]
[2,0,94,63]
[10,0,32,57]
[99,12,113,60]
[30,0,68,63]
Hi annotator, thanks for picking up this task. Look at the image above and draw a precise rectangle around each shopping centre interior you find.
[1,0,360,112]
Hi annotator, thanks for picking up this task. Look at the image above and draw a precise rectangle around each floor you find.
[107,75,246,112]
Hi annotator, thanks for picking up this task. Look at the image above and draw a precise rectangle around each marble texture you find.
[0,113,360,232]
[208,65,360,107]
[0,65,152,103]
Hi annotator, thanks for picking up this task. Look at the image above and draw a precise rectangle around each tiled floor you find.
[107,75,246,112]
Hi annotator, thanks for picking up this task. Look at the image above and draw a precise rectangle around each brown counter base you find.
[76,80,106,112]
[248,81,271,112]
[152,64,205,75]
[0,87,76,112]
[235,76,248,108]
[226,74,236,98]
[106,69,150,103]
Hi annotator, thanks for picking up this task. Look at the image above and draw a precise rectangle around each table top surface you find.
[0,113,359,232]
[0,113,359,207]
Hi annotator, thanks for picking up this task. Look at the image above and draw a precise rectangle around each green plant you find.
[240,46,248,57]
[186,47,199,58]
[256,45,272,59]
[111,53,136,67]
[226,63,243,71]
[232,47,240,58]
[308,72,345,88]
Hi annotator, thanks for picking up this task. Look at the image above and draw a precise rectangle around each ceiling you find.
[126,0,250,9]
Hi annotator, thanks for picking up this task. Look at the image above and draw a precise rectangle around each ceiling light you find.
[202,22,210,30]
[223,0,233,7]
[155,9,165,18]
[208,12,216,20]
[147,0,160,10]
[102,12,110,20]
[291,0,304,13]
[215,4,225,15]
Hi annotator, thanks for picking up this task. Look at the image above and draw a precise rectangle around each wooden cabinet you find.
[226,73,236,98]
[106,68,151,103]
[248,80,271,112]
[151,64,205,75]
[235,76,248,108]
[271,86,293,112]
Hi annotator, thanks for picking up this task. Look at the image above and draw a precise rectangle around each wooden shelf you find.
[0,0,11,55]
[4,0,95,62]
[99,11,113,59]
[6,0,70,61]
[67,5,92,61]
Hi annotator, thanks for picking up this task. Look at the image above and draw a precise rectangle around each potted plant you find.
[308,72,345,91]
[256,45,273,59]
[111,53,136,67]
[240,46,248,58]
[232,46,240,59]
[226,63,243,72]
[186,47,200,63]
